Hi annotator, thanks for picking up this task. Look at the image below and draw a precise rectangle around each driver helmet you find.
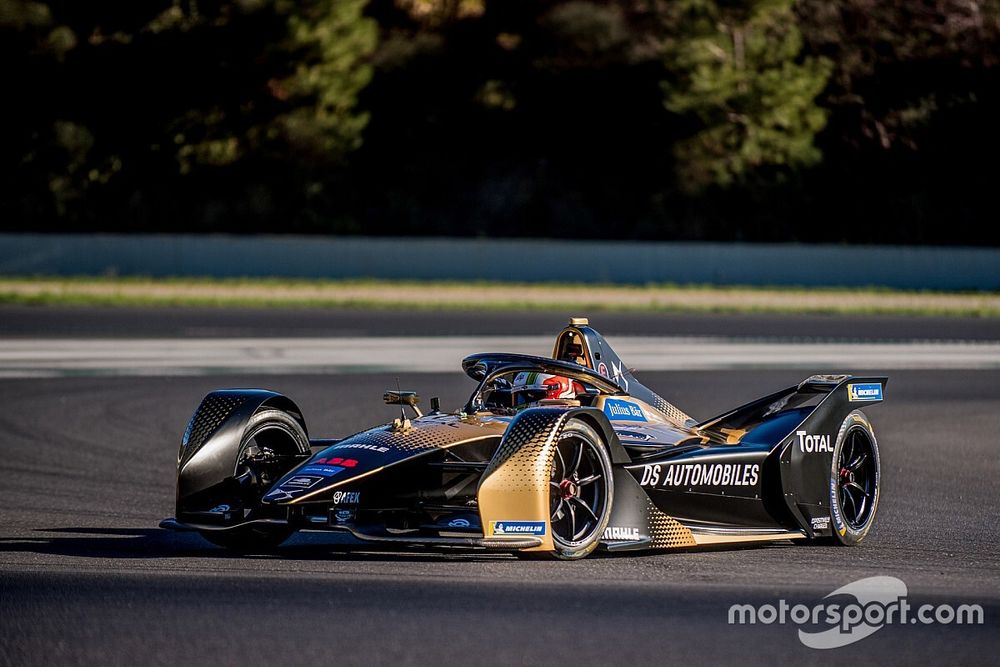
[511,372,584,407]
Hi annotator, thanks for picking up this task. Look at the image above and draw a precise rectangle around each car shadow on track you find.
[0,527,524,562]
[0,526,795,563]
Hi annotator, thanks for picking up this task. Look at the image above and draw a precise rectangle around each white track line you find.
[1,336,999,377]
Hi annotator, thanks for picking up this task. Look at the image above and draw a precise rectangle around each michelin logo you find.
[848,383,883,402]
[491,521,546,536]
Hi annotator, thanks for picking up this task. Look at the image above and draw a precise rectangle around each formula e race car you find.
[161,318,886,559]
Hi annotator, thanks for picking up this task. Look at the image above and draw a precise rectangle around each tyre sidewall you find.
[550,419,614,560]
[828,410,880,546]
[199,408,306,551]
[238,409,310,473]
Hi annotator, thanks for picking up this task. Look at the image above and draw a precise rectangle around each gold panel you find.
[477,409,572,552]
[645,393,694,428]
[690,532,807,546]
[646,498,697,548]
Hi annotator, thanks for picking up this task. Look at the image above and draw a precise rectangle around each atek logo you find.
[491,521,545,536]
[797,431,832,453]
[332,490,361,505]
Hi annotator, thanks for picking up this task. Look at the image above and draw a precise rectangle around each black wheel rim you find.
[549,432,608,548]
[235,423,301,492]
[837,426,877,530]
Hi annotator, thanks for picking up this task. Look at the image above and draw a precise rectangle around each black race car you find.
[161,318,885,559]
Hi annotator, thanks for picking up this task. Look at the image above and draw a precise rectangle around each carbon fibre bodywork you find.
[163,320,887,554]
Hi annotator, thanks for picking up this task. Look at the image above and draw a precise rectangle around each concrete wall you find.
[1,233,997,289]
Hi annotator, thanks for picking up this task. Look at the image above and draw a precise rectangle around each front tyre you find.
[826,411,881,546]
[546,419,614,560]
[197,409,307,551]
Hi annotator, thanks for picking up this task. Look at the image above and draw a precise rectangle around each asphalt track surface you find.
[1,308,999,665]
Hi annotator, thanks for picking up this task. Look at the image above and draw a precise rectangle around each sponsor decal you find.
[728,576,983,649]
[611,361,629,391]
[639,462,760,488]
[333,509,354,523]
[332,490,361,505]
[448,518,471,528]
[848,383,883,402]
[289,457,359,480]
[797,431,833,453]
[282,476,324,489]
[602,526,641,541]
[615,429,655,442]
[597,362,609,378]
[209,504,231,513]
[604,398,647,422]
[263,488,294,502]
[811,516,831,531]
[314,457,358,467]
[298,465,345,477]
[830,476,848,536]
[330,443,390,454]
[491,521,546,536]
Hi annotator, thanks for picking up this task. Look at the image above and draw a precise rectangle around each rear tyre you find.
[197,409,307,551]
[822,411,881,546]
[544,419,614,560]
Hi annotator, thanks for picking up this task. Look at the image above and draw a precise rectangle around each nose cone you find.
[262,455,366,504]
[262,415,507,504]
[262,440,389,504]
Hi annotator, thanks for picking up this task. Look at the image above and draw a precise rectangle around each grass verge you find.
[0,276,998,317]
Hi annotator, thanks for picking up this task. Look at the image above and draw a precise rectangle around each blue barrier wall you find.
[1,233,997,289]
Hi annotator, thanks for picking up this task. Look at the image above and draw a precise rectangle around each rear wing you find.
[698,374,887,537]
[696,374,886,445]
[775,375,887,536]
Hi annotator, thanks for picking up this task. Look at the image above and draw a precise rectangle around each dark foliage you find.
[1,0,997,244]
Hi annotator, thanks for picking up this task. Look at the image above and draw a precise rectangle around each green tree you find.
[270,0,377,161]
[0,0,376,224]
[661,0,833,191]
